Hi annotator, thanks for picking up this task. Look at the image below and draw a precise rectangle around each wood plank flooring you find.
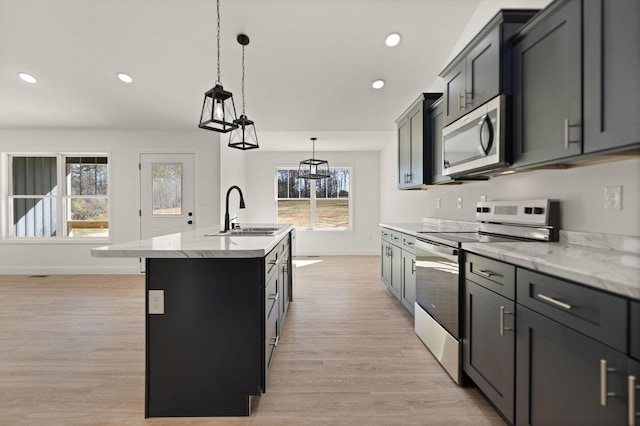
[0,256,504,425]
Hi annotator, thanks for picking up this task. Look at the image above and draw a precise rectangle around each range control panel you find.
[475,199,559,227]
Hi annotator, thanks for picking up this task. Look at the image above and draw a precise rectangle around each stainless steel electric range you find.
[414,199,559,384]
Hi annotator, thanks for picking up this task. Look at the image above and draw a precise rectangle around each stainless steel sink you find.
[204,227,282,237]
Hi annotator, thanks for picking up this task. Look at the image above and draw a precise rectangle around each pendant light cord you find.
[216,0,221,85]
[241,44,245,115]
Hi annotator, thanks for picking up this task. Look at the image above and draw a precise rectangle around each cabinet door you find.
[430,100,452,184]
[389,243,402,300]
[401,251,416,314]
[512,0,582,167]
[408,106,423,186]
[466,26,500,112]
[397,118,411,188]
[443,60,467,125]
[464,281,515,423]
[381,241,392,286]
[628,358,640,426]
[584,0,640,154]
[516,305,628,425]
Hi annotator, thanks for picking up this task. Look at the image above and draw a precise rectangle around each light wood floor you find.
[0,256,505,425]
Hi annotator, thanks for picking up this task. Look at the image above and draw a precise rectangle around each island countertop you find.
[91,224,294,259]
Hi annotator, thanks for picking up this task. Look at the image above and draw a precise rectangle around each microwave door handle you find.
[478,114,493,156]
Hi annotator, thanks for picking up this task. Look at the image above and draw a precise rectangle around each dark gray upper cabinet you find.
[429,98,454,184]
[440,9,539,126]
[512,0,582,168]
[396,93,442,189]
[583,0,640,154]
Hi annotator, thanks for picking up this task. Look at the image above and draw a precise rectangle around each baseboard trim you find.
[0,266,142,275]
[294,249,379,256]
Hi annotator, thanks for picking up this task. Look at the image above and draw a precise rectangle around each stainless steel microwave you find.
[442,95,509,177]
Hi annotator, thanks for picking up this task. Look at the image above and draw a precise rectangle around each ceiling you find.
[1,0,490,150]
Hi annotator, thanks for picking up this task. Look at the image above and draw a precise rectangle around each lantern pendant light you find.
[198,0,239,133]
[298,137,330,180]
[228,34,259,150]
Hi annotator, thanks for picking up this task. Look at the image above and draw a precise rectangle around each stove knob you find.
[534,207,544,214]
[524,207,533,214]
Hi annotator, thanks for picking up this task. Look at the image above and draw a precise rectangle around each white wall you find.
[379,138,640,237]
[0,130,220,274]
[219,141,247,229]
[244,150,380,255]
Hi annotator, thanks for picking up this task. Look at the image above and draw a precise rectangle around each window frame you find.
[274,165,353,232]
[4,152,111,242]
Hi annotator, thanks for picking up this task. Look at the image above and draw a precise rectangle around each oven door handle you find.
[416,241,458,258]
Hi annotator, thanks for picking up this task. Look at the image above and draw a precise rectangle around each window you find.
[8,154,109,238]
[276,167,351,230]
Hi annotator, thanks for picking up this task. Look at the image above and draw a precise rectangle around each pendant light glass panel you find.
[199,84,238,133]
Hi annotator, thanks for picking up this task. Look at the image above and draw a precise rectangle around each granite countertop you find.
[462,231,640,301]
[381,221,640,301]
[91,224,294,259]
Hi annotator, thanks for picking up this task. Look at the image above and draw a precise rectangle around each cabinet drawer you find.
[381,227,402,245]
[401,234,416,254]
[465,253,516,299]
[265,245,278,279]
[264,301,278,383]
[517,268,627,352]
[631,300,640,360]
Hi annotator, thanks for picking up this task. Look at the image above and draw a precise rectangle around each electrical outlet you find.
[604,186,622,211]
[457,197,463,209]
[149,290,165,314]
[436,197,441,209]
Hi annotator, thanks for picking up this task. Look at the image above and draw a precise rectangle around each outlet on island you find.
[149,290,165,314]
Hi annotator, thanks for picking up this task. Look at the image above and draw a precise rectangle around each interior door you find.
[140,153,195,270]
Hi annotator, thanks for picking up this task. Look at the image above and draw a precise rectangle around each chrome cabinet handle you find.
[600,359,618,406]
[403,241,414,248]
[269,293,279,302]
[271,335,279,347]
[630,375,639,426]
[537,293,573,311]
[411,259,416,274]
[499,306,512,336]
[564,118,580,149]
[476,269,498,279]
[458,92,466,111]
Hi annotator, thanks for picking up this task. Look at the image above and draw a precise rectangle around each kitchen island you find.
[92,225,294,417]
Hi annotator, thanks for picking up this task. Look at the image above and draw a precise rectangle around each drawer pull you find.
[537,293,573,311]
[476,269,498,279]
[269,293,279,302]
[391,235,400,241]
[499,305,512,337]
[600,359,618,406]
[403,240,414,247]
[411,259,416,274]
[630,375,639,426]
[271,335,280,347]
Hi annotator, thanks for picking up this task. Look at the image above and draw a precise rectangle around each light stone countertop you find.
[381,222,640,301]
[462,231,640,301]
[91,224,294,259]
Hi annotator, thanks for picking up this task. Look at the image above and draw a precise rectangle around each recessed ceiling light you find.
[18,72,37,84]
[385,33,401,47]
[117,72,133,83]
[372,79,385,89]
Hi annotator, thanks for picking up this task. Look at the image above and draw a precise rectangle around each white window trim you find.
[274,165,354,232]
[3,152,111,243]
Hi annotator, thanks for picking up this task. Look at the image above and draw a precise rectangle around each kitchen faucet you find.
[224,185,246,232]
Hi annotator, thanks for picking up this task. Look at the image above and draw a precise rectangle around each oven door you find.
[414,238,460,339]
[442,95,507,177]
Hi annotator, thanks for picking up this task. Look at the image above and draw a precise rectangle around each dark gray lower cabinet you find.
[464,280,515,423]
[401,250,416,314]
[144,234,292,417]
[516,305,629,425]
